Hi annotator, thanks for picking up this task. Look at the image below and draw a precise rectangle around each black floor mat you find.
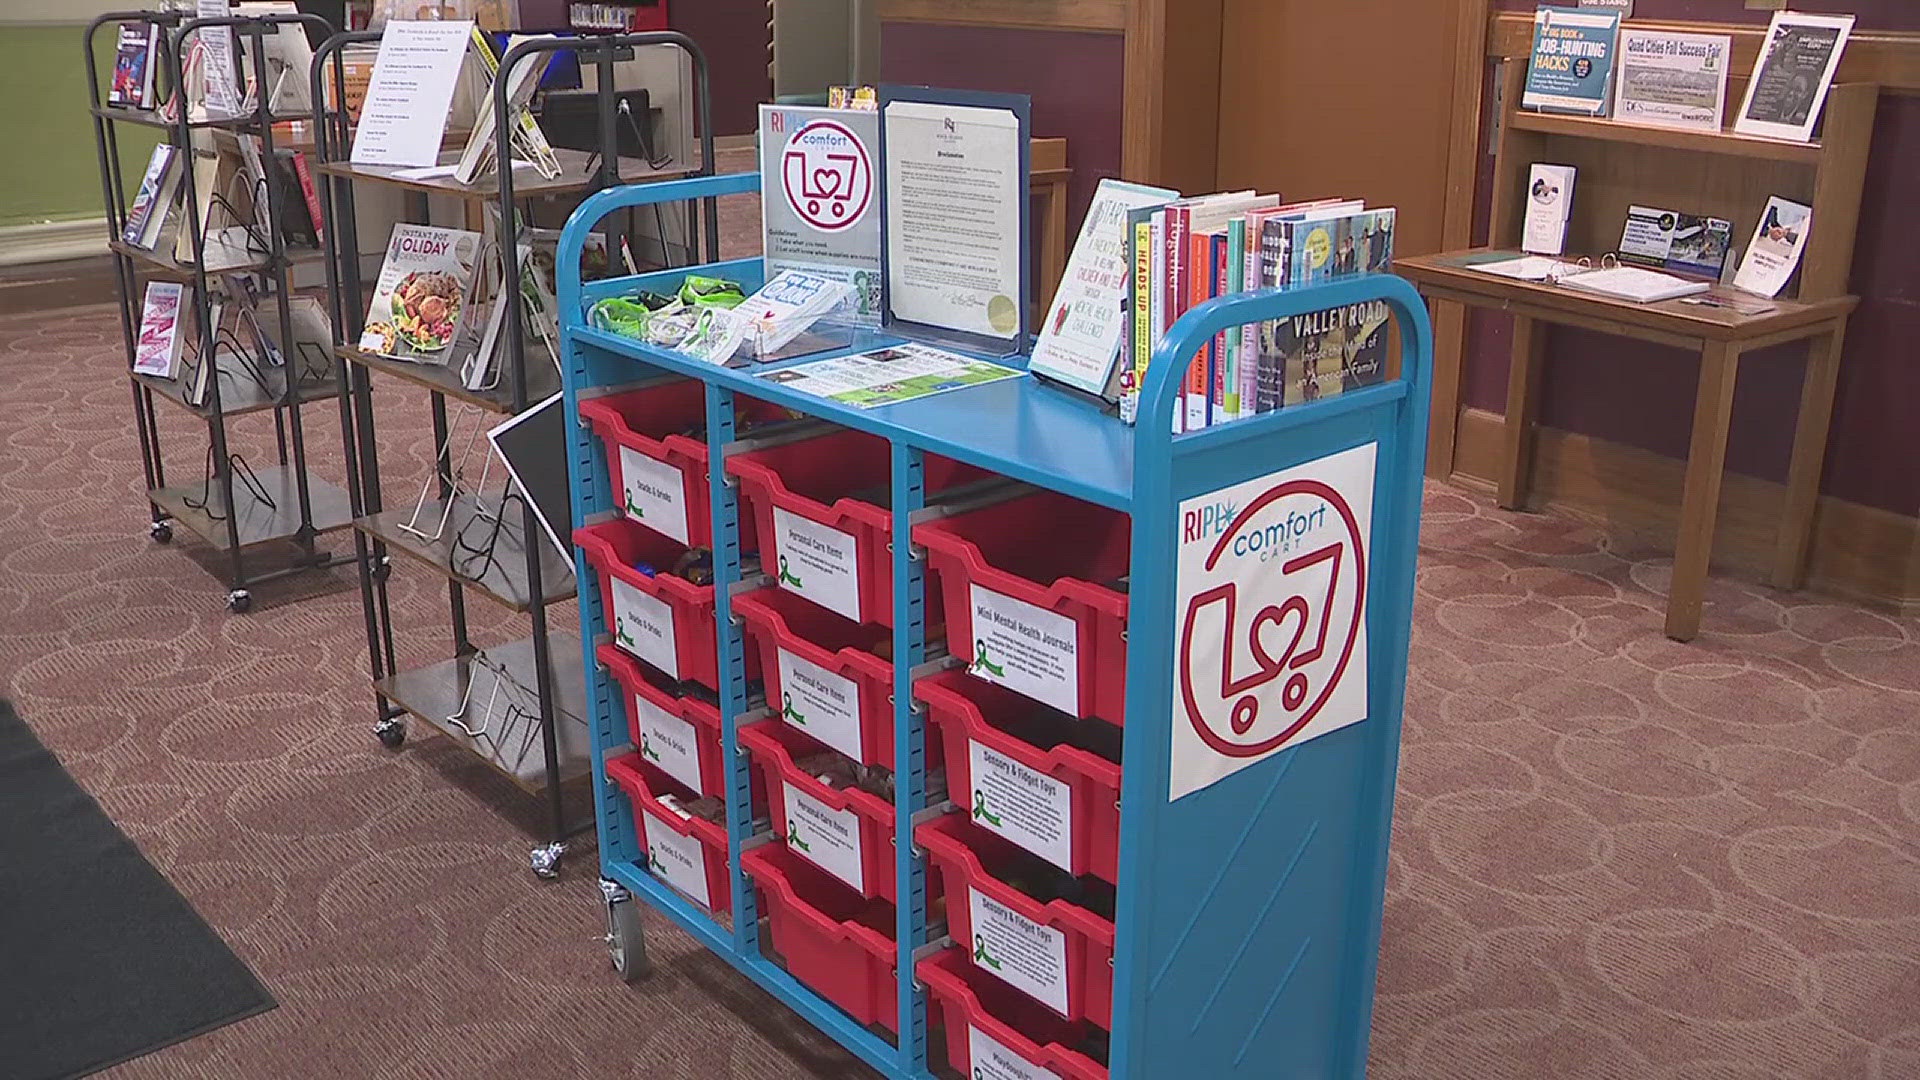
[0,700,275,1079]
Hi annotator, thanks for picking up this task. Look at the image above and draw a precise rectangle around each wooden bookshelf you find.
[1399,61,1877,642]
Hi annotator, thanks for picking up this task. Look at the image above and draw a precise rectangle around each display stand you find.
[308,29,711,877]
[557,171,1431,1076]
[1399,58,1875,642]
[86,9,353,613]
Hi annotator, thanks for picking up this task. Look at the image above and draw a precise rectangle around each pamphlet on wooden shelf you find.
[1613,28,1731,134]
[1522,6,1622,117]
[1731,196,1811,299]
[109,21,159,110]
[758,104,883,326]
[1618,206,1732,279]
[134,283,187,378]
[359,224,481,363]
[1522,163,1576,256]
[1734,11,1855,143]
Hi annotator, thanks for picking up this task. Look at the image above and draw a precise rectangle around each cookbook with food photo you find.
[359,223,481,363]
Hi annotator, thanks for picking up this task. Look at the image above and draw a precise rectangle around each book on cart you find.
[121,144,183,250]
[358,224,482,364]
[133,282,188,378]
[109,21,159,110]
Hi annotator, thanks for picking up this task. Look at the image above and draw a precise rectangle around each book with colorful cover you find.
[121,144,181,249]
[1119,204,1159,424]
[358,224,481,364]
[109,22,159,109]
[1222,216,1247,421]
[133,282,187,378]
[1522,6,1622,117]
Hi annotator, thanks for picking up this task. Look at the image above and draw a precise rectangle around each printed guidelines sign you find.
[1170,443,1375,801]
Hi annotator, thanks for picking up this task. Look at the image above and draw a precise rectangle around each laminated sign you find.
[758,105,882,324]
[1170,443,1375,800]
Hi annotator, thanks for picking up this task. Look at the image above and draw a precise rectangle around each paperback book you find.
[1522,6,1622,117]
[109,22,159,110]
[121,144,182,250]
[133,282,187,378]
[358,224,481,363]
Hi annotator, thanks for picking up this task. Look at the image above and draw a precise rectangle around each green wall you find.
[0,24,162,227]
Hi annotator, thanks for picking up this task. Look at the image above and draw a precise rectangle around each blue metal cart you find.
[558,171,1431,1079]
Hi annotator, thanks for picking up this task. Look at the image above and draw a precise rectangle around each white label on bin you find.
[776,648,865,762]
[969,887,1070,1015]
[1169,442,1375,803]
[969,1026,1064,1080]
[633,693,703,794]
[781,780,866,894]
[967,585,1080,715]
[617,445,691,545]
[968,740,1073,872]
[772,507,863,621]
[645,814,712,909]
[611,576,680,679]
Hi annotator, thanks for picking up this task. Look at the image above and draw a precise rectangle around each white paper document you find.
[881,100,1023,340]
[1731,197,1812,299]
[1613,29,1731,133]
[350,20,473,168]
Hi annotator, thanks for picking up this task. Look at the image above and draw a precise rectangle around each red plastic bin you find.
[912,489,1129,722]
[576,516,748,690]
[606,752,731,916]
[734,586,899,769]
[738,719,897,902]
[919,948,1109,1080]
[742,843,898,1032]
[726,427,990,626]
[597,642,726,799]
[918,813,1115,1026]
[916,668,1122,884]
[578,381,795,549]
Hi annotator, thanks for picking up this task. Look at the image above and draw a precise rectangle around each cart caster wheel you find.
[375,718,406,749]
[149,521,173,544]
[225,589,252,613]
[530,841,566,880]
[601,878,651,983]
[372,554,393,583]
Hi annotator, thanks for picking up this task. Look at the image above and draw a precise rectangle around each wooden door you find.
[1214,0,1479,258]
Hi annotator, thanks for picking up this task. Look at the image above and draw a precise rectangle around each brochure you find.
[1731,197,1811,299]
[757,343,1023,410]
[759,104,882,325]
[1617,206,1733,279]
[1028,177,1177,399]
[734,270,855,356]
[1522,163,1576,256]
[1734,11,1855,143]
[1613,29,1731,133]
[1521,6,1622,117]
[349,19,473,167]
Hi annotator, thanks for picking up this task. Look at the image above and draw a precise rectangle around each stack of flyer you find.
[1115,193,1396,430]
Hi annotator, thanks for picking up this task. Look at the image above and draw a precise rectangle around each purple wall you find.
[878,23,1125,233]
[1471,1,1920,517]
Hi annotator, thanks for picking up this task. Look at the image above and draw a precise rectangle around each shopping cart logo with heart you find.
[780,119,873,233]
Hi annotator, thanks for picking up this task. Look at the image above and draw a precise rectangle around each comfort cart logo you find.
[780,119,872,233]
[1170,443,1377,801]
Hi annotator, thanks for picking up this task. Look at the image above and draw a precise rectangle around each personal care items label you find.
[969,888,1071,1015]
[612,577,680,678]
[966,585,1080,715]
[776,648,865,761]
[968,740,1073,871]
[782,781,866,893]
[617,445,691,544]
[773,507,863,621]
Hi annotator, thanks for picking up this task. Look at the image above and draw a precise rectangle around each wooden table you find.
[1398,249,1858,641]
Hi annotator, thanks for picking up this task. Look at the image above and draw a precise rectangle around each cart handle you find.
[1135,272,1434,444]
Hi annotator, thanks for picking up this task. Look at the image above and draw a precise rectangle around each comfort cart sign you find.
[1169,443,1375,801]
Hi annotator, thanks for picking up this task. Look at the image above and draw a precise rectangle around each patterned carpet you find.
[2,245,1916,1075]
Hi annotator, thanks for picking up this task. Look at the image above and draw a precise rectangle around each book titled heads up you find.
[1523,6,1623,117]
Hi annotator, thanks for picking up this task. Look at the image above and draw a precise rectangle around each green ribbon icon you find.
[778,555,803,588]
[972,789,1002,827]
[786,822,811,853]
[782,691,806,725]
[648,848,667,873]
[624,490,646,517]
[640,735,661,762]
[971,639,1005,678]
[973,933,1002,971]
[615,621,638,649]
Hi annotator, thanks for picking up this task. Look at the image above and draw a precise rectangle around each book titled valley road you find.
[1522,6,1622,117]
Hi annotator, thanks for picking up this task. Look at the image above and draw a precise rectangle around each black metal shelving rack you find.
[87,9,352,613]
[309,29,716,877]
